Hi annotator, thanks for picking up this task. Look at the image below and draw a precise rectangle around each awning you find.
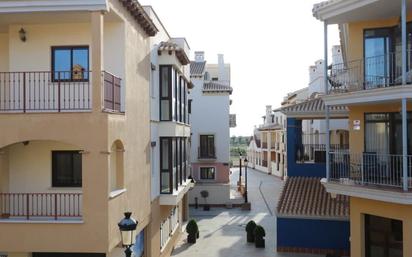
[281,97,348,119]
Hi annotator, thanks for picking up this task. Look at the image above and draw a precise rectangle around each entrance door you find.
[365,214,403,257]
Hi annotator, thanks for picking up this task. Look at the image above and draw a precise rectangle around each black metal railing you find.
[329,50,412,93]
[330,152,412,189]
[296,144,349,163]
[0,71,122,113]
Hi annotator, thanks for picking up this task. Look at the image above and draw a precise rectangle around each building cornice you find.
[321,179,412,205]
[0,0,109,13]
[313,0,378,22]
[323,86,412,106]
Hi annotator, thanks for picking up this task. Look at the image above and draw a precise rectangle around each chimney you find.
[265,105,272,124]
[218,54,226,81]
[195,51,204,62]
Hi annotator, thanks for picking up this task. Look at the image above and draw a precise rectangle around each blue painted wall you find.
[277,217,350,251]
[286,118,326,177]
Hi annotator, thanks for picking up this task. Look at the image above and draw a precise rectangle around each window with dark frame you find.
[159,66,188,124]
[200,167,216,180]
[52,151,82,187]
[199,135,215,158]
[52,46,89,82]
[160,137,189,194]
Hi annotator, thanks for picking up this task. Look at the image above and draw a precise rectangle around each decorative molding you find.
[109,188,127,199]
[0,0,109,13]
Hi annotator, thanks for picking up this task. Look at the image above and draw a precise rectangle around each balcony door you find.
[364,29,392,89]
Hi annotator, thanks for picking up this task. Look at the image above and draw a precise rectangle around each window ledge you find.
[109,188,127,199]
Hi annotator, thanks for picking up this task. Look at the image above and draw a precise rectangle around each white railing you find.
[330,152,412,189]
[159,206,179,250]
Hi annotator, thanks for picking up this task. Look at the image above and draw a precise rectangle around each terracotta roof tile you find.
[203,81,232,94]
[158,41,190,65]
[277,177,349,219]
[281,97,348,118]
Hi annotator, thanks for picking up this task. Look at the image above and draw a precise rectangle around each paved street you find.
[172,168,322,257]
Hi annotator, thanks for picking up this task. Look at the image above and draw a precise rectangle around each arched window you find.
[110,140,124,192]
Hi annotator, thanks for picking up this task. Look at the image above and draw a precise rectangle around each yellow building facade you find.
[314,1,412,256]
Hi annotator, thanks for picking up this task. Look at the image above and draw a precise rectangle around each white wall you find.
[188,183,230,205]
[190,77,230,163]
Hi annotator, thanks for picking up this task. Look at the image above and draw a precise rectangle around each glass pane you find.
[54,49,71,80]
[161,172,170,193]
[161,67,169,97]
[73,153,82,186]
[73,48,89,80]
[161,139,169,170]
[364,37,390,88]
[161,100,170,120]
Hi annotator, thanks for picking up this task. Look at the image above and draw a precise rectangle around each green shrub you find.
[245,220,257,233]
[254,225,266,238]
[186,219,198,235]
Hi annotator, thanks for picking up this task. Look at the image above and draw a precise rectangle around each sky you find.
[140,0,340,136]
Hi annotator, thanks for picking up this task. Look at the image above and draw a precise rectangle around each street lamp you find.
[244,158,249,203]
[118,212,138,257]
[238,149,242,186]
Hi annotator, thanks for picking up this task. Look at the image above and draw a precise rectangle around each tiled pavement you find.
[171,167,322,257]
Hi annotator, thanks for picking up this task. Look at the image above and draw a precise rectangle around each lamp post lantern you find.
[118,212,138,257]
[244,158,248,203]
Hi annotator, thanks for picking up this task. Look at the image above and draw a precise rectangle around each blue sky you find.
[140,0,340,136]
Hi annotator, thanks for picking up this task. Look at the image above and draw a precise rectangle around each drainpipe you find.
[324,21,330,182]
[402,0,408,191]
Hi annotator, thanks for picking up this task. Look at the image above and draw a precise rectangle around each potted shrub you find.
[186,219,199,244]
[254,225,266,248]
[200,190,210,211]
[245,220,257,243]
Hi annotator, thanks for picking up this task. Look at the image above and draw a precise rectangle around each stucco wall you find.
[346,14,412,62]
[191,162,230,183]
[287,118,326,178]
[350,197,412,257]
[0,33,8,71]
[348,103,412,155]
[190,78,230,164]
[277,217,350,254]
[3,140,80,193]
[188,183,230,205]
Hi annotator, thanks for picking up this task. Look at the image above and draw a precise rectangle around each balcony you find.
[330,152,412,190]
[0,193,82,221]
[0,71,122,113]
[329,51,412,94]
[296,144,349,163]
[262,160,268,167]
[322,152,412,204]
[261,142,268,149]
[198,147,216,160]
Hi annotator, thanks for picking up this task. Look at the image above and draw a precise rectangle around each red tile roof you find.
[277,177,349,219]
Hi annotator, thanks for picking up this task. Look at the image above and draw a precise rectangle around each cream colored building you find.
[144,6,193,257]
[0,1,159,257]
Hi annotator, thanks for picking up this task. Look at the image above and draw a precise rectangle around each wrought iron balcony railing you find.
[0,71,122,113]
[329,152,412,190]
[329,50,412,94]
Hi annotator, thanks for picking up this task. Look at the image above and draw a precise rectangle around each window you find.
[365,214,403,257]
[212,77,218,81]
[52,46,89,81]
[199,135,215,158]
[160,137,189,194]
[52,151,82,187]
[159,66,188,124]
[200,167,216,180]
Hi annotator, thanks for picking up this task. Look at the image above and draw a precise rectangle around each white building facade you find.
[188,52,233,206]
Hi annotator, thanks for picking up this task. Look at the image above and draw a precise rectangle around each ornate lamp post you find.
[118,212,138,257]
